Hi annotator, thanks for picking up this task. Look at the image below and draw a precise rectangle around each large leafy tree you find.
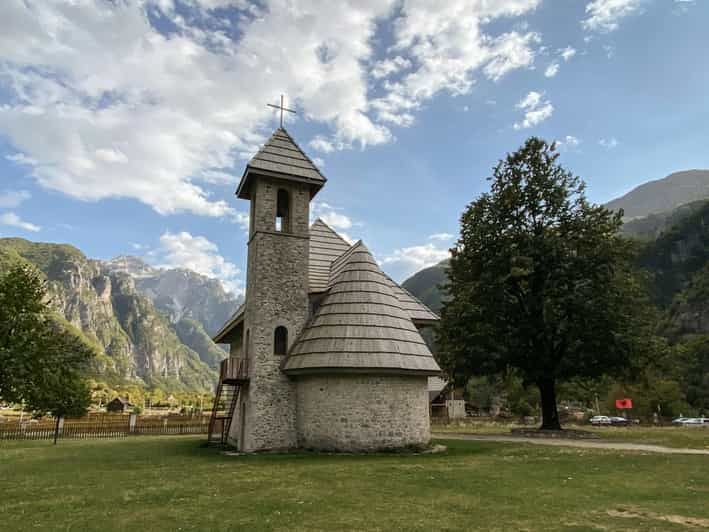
[438,138,651,430]
[0,264,93,438]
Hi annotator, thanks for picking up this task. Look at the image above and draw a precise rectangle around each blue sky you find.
[1,0,708,293]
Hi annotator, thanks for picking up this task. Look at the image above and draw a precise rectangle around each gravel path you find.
[433,432,709,455]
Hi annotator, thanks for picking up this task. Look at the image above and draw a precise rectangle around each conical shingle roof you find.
[282,242,441,376]
[212,220,440,343]
[236,128,326,199]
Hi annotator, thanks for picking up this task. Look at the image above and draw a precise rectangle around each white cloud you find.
[94,148,128,164]
[154,231,243,295]
[599,137,619,149]
[0,211,41,232]
[513,91,553,130]
[311,201,353,230]
[544,63,559,78]
[674,0,696,13]
[368,0,542,128]
[381,242,450,281]
[428,232,454,241]
[0,190,31,209]
[0,0,396,220]
[231,211,250,231]
[0,1,544,220]
[556,135,581,150]
[559,46,577,61]
[6,153,38,166]
[582,0,644,32]
[309,136,335,154]
[517,91,543,109]
[371,56,412,79]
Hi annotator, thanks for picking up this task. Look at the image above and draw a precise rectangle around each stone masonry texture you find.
[233,176,310,452]
[295,374,431,451]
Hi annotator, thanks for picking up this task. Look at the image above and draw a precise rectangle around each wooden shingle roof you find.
[212,220,440,343]
[282,242,441,376]
[309,218,351,292]
[236,128,326,199]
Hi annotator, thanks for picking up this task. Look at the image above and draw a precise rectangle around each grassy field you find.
[2,436,708,531]
[434,422,709,450]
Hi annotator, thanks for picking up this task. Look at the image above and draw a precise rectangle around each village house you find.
[210,126,441,452]
[106,397,134,414]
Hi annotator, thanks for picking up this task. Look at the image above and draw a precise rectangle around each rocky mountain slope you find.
[605,169,709,220]
[0,239,239,392]
[104,256,240,336]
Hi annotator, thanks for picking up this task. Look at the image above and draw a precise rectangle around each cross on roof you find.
[267,94,296,128]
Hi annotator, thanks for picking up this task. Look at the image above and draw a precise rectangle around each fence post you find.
[53,416,64,445]
[129,413,137,434]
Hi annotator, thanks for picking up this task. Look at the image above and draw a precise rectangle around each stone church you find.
[211,127,441,452]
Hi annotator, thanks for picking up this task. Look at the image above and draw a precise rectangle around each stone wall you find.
[233,175,311,452]
[295,374,431,451]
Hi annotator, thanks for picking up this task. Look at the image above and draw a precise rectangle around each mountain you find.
[0,238,224,392]
[620,199,708,240]
[637,200,709,309]
[105,256,241,337]
[401,260,448,314]
[402,170,709,316]
[605,169,709,220]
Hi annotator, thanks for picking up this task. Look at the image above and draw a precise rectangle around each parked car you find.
[590,415,612,425]
[609,416,631,426]
[680,418,705,425]
[672,417,690,425]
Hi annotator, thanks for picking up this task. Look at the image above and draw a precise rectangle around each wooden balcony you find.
[219,357,249,384]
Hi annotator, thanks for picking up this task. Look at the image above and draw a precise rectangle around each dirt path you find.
[433,432,709,455]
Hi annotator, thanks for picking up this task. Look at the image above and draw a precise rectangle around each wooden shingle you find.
[282,242,441,376]
[236,128,326,199]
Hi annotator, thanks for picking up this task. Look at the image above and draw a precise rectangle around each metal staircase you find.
[207,358,249,446]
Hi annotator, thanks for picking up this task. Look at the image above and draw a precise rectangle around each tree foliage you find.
[0,264,93,418]
[437,137,656,429]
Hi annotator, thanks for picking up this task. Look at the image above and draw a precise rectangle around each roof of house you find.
[281,242,441,376]
[108,397,133,407]
[236,128,326,199]
[428,376,449,402]
[213,219,440,343]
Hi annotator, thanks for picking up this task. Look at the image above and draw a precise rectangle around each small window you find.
[274,326,288,355]
[276,189,290,232]
[244,329,250,359]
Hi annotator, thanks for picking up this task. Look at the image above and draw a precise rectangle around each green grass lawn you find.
[434,422,709,450]
[2,436,708,531]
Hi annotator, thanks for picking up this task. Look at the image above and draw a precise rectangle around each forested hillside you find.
[0,238,230,394]
[403,198,709,417]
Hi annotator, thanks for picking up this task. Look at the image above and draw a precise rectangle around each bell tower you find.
[232,127,326,451]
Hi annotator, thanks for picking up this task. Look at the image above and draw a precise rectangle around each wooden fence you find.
[0,413,209,441]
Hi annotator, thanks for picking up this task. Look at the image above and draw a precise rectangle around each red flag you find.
[615,398,633,409]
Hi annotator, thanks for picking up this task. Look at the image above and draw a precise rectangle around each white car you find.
[590,415,612,425]
[680,418,707,426]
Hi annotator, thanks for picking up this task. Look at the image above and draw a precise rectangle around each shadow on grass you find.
[187,437,499,466]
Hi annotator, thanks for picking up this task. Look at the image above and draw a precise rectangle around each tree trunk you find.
[537,378,561,430]
[53,416,60,445]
